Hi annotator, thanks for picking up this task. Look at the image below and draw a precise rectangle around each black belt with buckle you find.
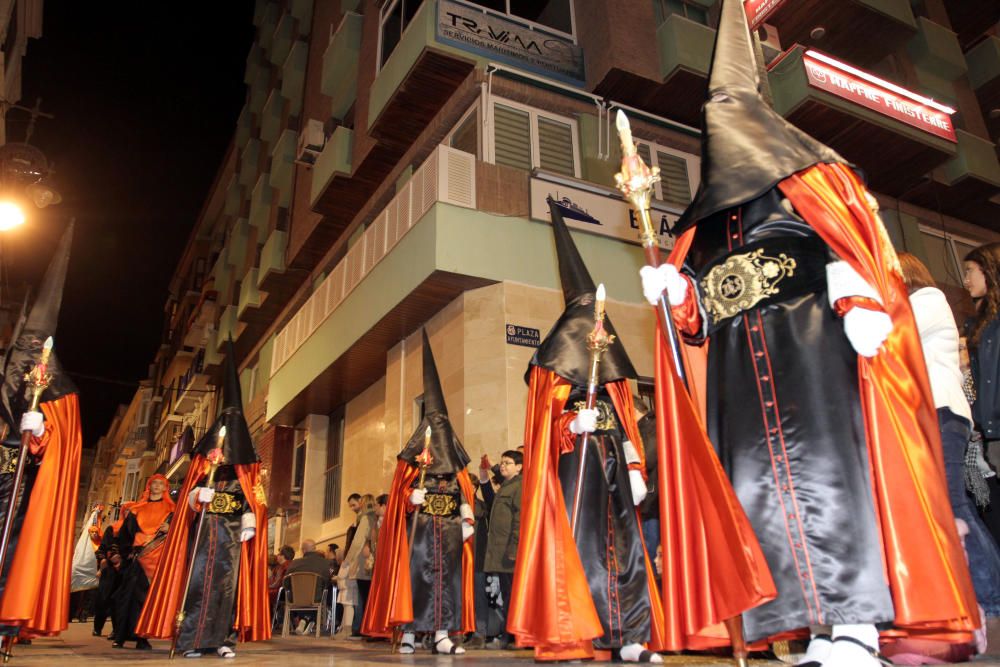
[698,236,827,331]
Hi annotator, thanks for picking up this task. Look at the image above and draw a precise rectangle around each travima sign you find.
[802,51,957,143]
[437,0,585,86]
[743,0,784,29]
[529,174,677,250]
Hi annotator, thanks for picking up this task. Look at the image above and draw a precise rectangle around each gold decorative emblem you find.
[0,448,16,474]
[422,493,458,517]
[253,481,268,507]
[701,249,797,324]
[572,399,618,431]
[207,492,242,514]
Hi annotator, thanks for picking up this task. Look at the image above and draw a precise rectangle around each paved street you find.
[6,622,1000,666]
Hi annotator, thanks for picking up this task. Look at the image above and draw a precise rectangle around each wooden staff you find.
[169,430,226,659]
[615,111,748,667]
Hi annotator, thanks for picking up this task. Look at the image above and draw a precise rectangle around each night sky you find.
[13,4,256,444]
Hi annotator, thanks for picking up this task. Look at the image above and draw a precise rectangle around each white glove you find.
[240,527,256,542]
[629,470,648,506]
[19,411,44,438]
[197,487,216,503]
[640,264,689,307]
[569,408,599,435]
[409,488,427,506]
[843,307,893,358]
[462,523,474,541]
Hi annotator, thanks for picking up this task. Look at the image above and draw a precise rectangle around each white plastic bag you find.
[70,509,99,592]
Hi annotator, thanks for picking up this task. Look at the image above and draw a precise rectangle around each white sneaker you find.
[304,622,316,635]
[183,650,202,658]
[295,619,307,635]
[217,646,235,659]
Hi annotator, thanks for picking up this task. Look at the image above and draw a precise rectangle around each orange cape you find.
[127,474,175,581]
[772,163,977,638]
[362,461,476,637]
[508,370,669,661]
[135,456,271,642]
[0,394,82,636]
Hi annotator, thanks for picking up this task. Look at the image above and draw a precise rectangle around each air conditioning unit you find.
[757,23,782,65]
[296,119,326,166]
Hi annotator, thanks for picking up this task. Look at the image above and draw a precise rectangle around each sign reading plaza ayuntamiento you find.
[506,324,541,347]
[437,0,585,86]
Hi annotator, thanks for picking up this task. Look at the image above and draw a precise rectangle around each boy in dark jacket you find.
[483,450,522,648]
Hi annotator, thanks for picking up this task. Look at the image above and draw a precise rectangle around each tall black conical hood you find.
[420,329,447,417]
[2,223,77,431]
[675,0,844,233]
[529,199,637,386]
[398,330,470,476]
[193,338,257,465]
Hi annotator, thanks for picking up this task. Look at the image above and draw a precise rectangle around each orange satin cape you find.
[0,394,82,636]
[128,474,175,581]
[362,461,476,637]
[136,456,271,642]
[508,368,668,661]
[772,162,977,639]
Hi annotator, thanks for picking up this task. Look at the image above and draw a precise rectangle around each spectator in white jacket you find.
[900,252,1000,619]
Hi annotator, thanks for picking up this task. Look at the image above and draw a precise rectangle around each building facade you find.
[90,0,1000,550]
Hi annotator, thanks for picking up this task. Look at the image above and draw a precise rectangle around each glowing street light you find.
[0,202,25,231]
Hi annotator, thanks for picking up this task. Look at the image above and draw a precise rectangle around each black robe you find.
[94,526,119,635]
[682,190,893,640]
[558,393,650,649]
[405,474,464,633]
[0,438,39,637]
[113,504,170,643]
[176,476,248,652]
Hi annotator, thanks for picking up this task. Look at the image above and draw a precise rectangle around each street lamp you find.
[0,202,24,231]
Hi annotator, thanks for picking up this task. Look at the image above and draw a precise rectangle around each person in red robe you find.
[638,1,978,665]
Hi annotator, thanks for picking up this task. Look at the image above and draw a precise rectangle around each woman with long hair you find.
[342,493,377,638]
[964,243,1000,470]
[894,251,998,621]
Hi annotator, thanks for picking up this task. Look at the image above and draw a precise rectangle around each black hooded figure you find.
[525,199,658,662]
[392,329,473,655]
[175,339,259,658]
[638,1,903,664]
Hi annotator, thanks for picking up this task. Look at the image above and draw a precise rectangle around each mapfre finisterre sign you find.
[437,0,585,86]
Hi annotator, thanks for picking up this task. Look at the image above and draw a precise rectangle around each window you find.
[447,104,480,158]
[461,0,574,38]
[323,408,345,522]
[633,138,700,208]
[291,438,306,503]
[652,0,709,26]
[918,225,984,288]
[488,99,579,178]
[379,0,425,69]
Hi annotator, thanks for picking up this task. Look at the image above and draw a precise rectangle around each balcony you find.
[290,0,313,35]
[902,130,1000,229]
[258,228,288,292]
[235,106,253,149]
[654,15,714,127]
[248,67,270,115]
[182,291,218,349]
[368,0,475,150]
[257,2,281,52]
[282,40,308,117]
[239,139,261,188]
[269,13,296,66]
[260,90,286,145]
[224,175,243,217]
[249,175,274,235]
[768,47,957,196]
[310,125,353,210]
[238,267,265,320]
[967,36,1000,140]
[173,350,210,416]
[748,0,916,68]
[321,11,362,122]
[225,218,251,270]
[270,129,296,208]
[945,1,1000,50]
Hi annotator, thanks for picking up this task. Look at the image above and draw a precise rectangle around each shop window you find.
[379,0,426,69]
[461,0,574,38]
[489,98,579,178]
[653,0,709,26]
[633,138,700,208]
[323,408,346,522]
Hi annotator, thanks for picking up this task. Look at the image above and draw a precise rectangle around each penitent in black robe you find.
[0,437,39,637]
[176,474,248,652]
[681,190,893,640]
[405,473,464,633]
[558,392,650,649]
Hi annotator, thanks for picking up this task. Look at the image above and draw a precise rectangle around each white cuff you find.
[459,503,474,523]
[241,512,256,530]
[826,261,882,309]
[622,440,642,466]
[187,489,199,512]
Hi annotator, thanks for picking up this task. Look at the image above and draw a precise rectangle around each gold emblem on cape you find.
[572,399,617,431]
[701,249,797,324]
[207,492,241,514]
[423,493,458,517]
[253,481,267,507]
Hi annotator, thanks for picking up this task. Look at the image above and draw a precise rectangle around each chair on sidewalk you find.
[281,572,327,638]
